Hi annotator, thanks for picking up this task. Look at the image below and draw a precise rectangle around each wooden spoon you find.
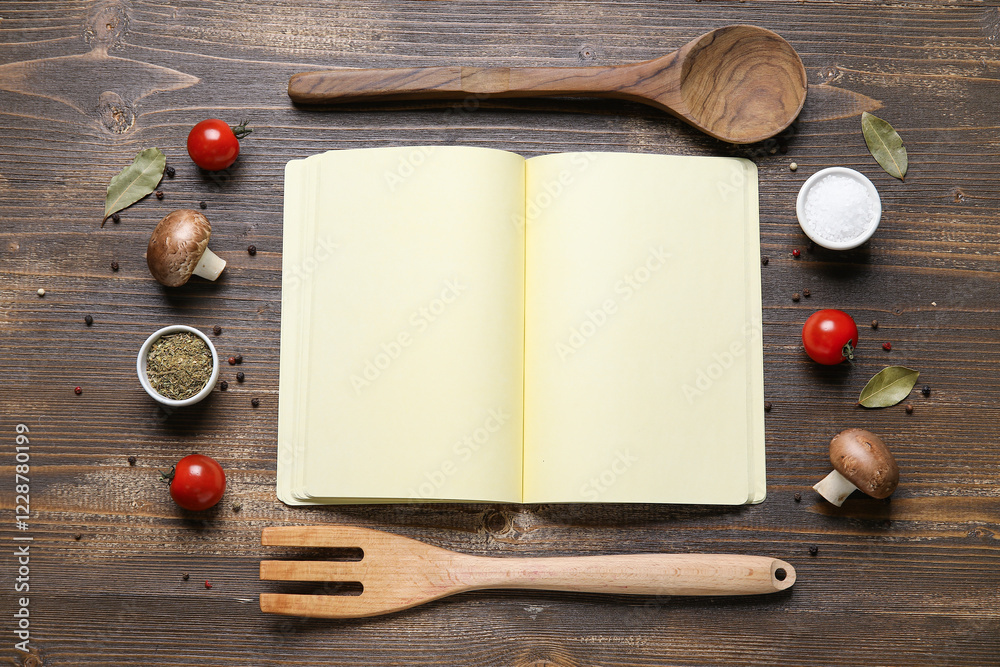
[288,25,807,144]
[260,525,796,618]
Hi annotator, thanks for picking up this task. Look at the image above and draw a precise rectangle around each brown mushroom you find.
[813,428,899,506]
[146,209,226,287]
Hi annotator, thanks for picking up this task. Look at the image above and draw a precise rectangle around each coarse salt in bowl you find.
[796,167,882,250]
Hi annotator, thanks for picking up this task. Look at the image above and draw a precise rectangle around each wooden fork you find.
[260,526,795,619]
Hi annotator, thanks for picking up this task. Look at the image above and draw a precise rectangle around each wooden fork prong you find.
[262,525,382,549]
[260,560,363,582]
[260,593,406,620]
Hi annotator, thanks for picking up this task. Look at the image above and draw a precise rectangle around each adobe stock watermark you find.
[350,278,467,394]
[381,90,494,191]
[717,120,800,202]
[681,321,762,404]
[716,163,750,203]
[579,449,639,501]
[282,235,339,291]
[556,246,671,361]
[11,423,32,654]
[408,407,511,499]
[742,119,799,160]
[384,146,438,192]
[276,438,295,469]
[510,152,598,233]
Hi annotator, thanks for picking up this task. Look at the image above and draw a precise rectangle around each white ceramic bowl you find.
[137,325,219,407]
[796,167,882,250]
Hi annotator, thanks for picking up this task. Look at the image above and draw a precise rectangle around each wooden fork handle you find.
[288,62,671,106]
[464,553,795,596]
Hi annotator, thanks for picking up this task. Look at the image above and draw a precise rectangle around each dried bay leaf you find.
[859,366,919,408]
[103,148,166,225]
[861,112,908,180]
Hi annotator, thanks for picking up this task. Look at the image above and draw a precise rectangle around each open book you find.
[278,147,764,505]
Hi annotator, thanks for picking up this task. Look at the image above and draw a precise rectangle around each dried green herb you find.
[103,148,166,225]
[146,333,212,400]
[861,112,908,180]
[859,366,919,408]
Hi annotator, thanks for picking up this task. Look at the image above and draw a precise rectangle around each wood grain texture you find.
[259,526,795,618]
[1,0,999,665]
[287,25,808,143]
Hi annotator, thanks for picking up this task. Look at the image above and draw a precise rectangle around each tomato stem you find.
[842,341,856,363]
[230,119,253,140]
[159,466,176,484]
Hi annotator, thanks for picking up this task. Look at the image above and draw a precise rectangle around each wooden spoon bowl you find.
[288,25,807,144]
[675,26,807,143]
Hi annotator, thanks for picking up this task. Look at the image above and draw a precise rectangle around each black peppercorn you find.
[213,325,222,336]
[809,545,818,556]
[74,533,82,541]
[182,573,189,581]
[111,212,120,223]
[251,397,260,407]
[792,293,800,302]
[921,385,930,397]
[199,201,207,209]
[236,372,245,382]
[155,190,164,200]
[793,492,801,502]
[764,401,772,412]
[220,380,229,391]
[232,502,242,513]
[127,456,136,466]
[871,319,878,329]
[802,288,811,298]
[234,354,243,364]
[247,245,257,256]
[165,165,175,178]
[84,315,93,326]
[761,256,769,266]
[111,260,119,271]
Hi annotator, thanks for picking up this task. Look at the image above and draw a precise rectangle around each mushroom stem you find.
[813,469,858,507]
[192,247,226,281]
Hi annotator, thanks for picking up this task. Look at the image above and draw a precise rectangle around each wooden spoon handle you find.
[288,61,673,106]
[463,554,794,596]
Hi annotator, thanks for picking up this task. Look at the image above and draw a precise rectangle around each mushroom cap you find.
[147,209,212,286]
[829,428,899,499]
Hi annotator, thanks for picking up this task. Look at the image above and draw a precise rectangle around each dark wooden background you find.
[1,1,998,665]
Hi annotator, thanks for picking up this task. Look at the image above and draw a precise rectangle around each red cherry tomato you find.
[802,309,859,365]
[186,119,252,171]
[167,454,226,511]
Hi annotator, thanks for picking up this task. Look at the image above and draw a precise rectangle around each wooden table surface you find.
[2,2,999,665]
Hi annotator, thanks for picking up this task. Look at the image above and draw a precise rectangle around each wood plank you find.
[1,0,999,664]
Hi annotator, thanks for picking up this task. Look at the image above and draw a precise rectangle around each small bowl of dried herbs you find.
[137,325,220,406]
